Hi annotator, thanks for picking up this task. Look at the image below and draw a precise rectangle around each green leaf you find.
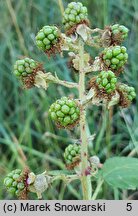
[102,157,138,190]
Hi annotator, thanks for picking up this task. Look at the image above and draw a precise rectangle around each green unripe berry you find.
[63,2,88,31]
[118,83,136,107]
[57,111,65,118]
[36,25,60,52]
[102,78,108,87]
[4,169,25,197]
[111,58,119,65]
[71,113,79,120]
[55,104,61,111]
[96,70,117,94]
[51,112,57,120]
[43,38,50,45]
[111,24,129,42]
[36,32,45,40]
[102,46,128,69]
[4,178,13,187]
[43,27,53,35]
[8,187,16,194]
[69,107,76,114]
[48,34,55,41]
[49,97,80,127]
[70,9,77,16]
[116,53,124,60]
[105,50,112,59]
[112,47,121,56]
[13,58,38,78]
[64,144,81,165]
[13,174,20,180]
[61,105,70,114]
[17,182,25,190]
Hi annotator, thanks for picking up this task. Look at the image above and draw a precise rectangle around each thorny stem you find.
[78,38,92,200]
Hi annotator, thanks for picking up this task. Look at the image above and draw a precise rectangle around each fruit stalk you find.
[78,38,92,200]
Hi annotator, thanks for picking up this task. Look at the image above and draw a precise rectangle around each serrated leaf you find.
[102,157,138,190]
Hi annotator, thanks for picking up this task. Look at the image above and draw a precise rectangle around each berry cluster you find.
[49,97,80,128]
[63,2,88,31]
[118,84,136,101]
[4,169,25,197]
[64,144,81,165]
[111,24,129,42]
[13,58,38,78]
[102,46,128,70]
[36,26,60,53]
[96,70,117,94]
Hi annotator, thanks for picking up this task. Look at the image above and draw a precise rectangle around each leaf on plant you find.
[102,157,138,190]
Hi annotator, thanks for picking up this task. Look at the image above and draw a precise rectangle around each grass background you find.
[0,0,138,200]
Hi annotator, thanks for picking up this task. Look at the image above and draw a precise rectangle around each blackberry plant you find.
[4,1,137,200]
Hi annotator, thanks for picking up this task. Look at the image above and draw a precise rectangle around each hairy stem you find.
[35,71,78,89]
[79,38,92,200]
[56,79,78,89]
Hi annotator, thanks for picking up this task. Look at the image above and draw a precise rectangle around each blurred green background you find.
[0,0,138,200]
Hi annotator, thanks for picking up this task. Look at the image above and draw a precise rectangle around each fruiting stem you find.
[56,79,79,89]
[35,71,78,89]
[78,38,92,200]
